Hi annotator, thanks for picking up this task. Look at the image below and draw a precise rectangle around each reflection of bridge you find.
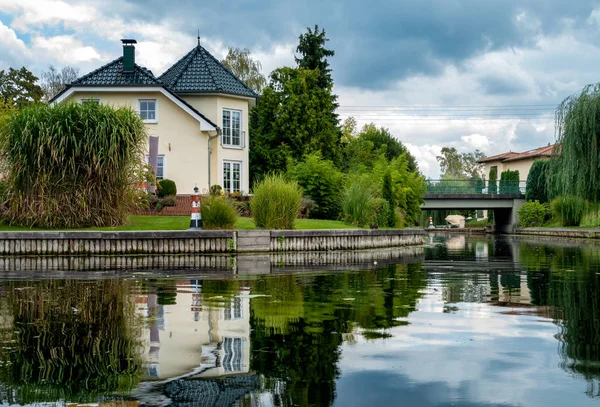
[422,180,526,233]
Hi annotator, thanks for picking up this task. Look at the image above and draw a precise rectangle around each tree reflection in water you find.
[0,279,144,404]
[247,263,427,406]
[520,241,600,398]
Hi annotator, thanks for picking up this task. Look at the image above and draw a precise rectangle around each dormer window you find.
[222,108,242,147]
[138,99,157,123]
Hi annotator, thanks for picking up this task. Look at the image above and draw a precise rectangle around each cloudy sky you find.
[1,0,599,177]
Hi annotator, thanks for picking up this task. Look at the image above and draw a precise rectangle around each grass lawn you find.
[0,216,355,231]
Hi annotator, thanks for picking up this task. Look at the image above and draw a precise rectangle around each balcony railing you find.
[425,179,526,195]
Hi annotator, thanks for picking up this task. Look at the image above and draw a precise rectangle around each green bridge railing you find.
[425,179,526,195]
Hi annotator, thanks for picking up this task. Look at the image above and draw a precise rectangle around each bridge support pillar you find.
[493,199,524,234]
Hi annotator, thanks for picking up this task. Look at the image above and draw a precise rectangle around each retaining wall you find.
[0,229,423,256]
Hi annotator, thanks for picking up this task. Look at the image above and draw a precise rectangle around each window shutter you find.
[220,132,223,147]
[241,131,246,148]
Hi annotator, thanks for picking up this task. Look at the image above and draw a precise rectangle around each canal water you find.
[0,234,598,406]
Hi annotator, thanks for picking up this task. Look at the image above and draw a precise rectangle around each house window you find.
[223,161,241,193]
[146,154,165,180]
[222,337,243,372]
[138,99,157,123]
[224,297,242,320]
[222,109,242,147]
[81,98,100,105]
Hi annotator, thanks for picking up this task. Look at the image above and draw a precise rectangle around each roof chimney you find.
[121,39,137,73]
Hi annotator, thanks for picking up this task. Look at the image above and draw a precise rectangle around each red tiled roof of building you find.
[502,144,555,162]
[476,151,519,163]
[477,144,555,164]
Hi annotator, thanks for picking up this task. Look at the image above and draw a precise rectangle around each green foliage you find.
[295,24,335,90]
[518,200,547,227]
[552,83,600,201]
[250,67,341,181]
[489,166,498,194]
[382,171,396,227]
[156,179,177,198]
[0,102,146,228]
[0,67,43,108]
[251,174,302,229]
[221,48,267,93]
[551,195,587,226]
[210,184,223,196]
[201,196,237,229]
[499,170,521,194]
[580,202,600,227]
[287,153,343,219]
[341,180,374,227]
[436,147,485,179]
[370,197,390,228]
[525,160,550,203]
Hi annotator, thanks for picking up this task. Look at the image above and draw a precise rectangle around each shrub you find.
[287,153,343,219]
[157,179,177,198]
[525,160,550,203]
[395,208,406,228]
[0,102,146,228]
[300,197,316,218]
[210,184,223,196]
[382,171,396,227]
[518,200,547,227]
[341,181,374,227]
[251,174,302,229]
[234,200,252,217]
[489,167,497,194]
[155,195,177,212]
[370,197,390,228]
[500,169,520,194]
[551,195,586,226]
[581,202,600,227]
[201,195,237,229]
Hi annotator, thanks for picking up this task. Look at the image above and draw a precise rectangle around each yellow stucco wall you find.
[64,91,215,193]
[182,95,251,193]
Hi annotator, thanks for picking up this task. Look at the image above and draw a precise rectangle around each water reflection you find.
[0,235,598,406]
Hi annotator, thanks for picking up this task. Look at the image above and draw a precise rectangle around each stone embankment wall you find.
[0,229,424,256]
[518,228,600,239]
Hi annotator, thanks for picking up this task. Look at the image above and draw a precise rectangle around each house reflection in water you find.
[136,280,250,380]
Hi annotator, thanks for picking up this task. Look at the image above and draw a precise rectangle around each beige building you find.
[477,144,555,181]
[51,39,258,195]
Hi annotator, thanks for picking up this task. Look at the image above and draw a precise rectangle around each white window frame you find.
[222,337,244,373]
[146,154,166,180]
[80,98,100,105]
[138,98,158,124]
[222,160,242,193]
[221,108,243,148]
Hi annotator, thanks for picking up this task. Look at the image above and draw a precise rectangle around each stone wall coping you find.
[270,229,425,237]
[0,230,235,240]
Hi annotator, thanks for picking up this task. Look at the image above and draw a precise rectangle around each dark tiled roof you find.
[72,57,162,86]
[159,45,258,98]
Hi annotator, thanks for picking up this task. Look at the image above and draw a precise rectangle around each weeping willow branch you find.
[551,83,600,201]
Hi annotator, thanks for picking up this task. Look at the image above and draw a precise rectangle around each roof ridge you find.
[73,56,123,84]
[161,47,198,88]
[199,44,258,96]
[199,46,221,92]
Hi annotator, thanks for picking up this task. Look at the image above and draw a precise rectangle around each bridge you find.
[421,180,526,233]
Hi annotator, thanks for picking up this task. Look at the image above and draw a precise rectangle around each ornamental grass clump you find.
[341,180,374,227]
[201,195,237,229]
[251,174,302,229]
[0,102,147,228]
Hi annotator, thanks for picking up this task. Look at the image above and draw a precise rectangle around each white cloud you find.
[461,134,490,152]
[0,0,97,30]
[32,35,102,64]
[0,20,31,67]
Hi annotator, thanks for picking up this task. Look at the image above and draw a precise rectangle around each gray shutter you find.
[241,131,246,148]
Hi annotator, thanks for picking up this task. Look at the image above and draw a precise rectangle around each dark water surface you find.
[0,234,599,406]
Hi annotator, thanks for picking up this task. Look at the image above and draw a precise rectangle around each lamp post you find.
[190,185,202,229]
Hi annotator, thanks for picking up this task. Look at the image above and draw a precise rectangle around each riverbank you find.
[518,227,600,239]
[0,229,424,255]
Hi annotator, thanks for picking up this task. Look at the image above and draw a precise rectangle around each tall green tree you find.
[221,47,267,93]
[0,67,43,108]
[295,24,335,90]
[525,160,550,203]
[250,67,340,181]
[436,147,485,179]
[551,83,600,201]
